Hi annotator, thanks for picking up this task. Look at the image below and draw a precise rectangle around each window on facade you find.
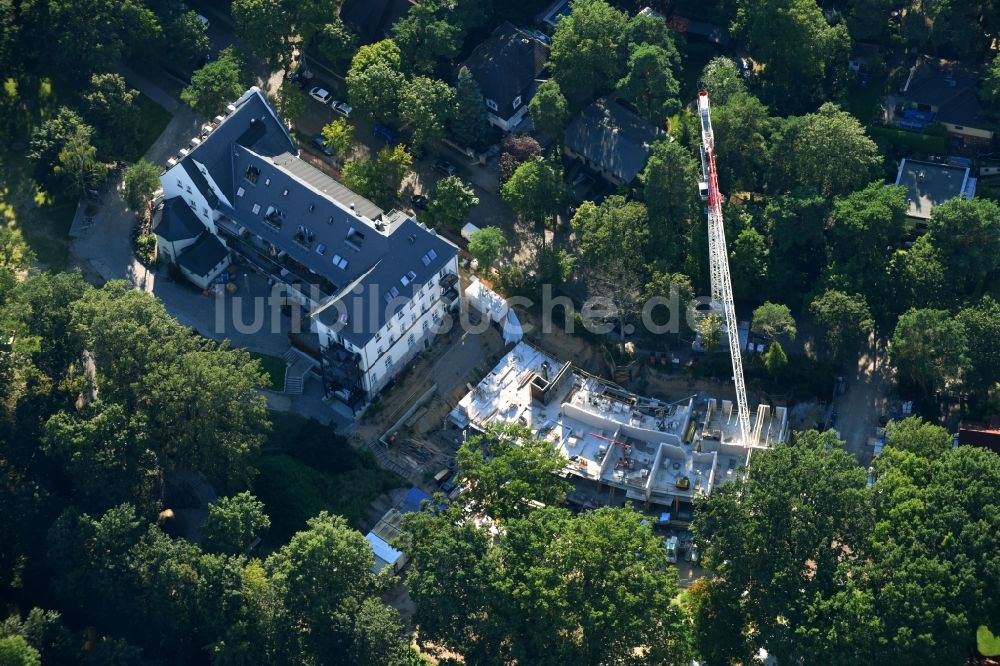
[422,320,430,331]
[377,346,383,355]
[485,98,498,111]
[176,179,183,187]
[385,356,393,369]
[245,165,260,184]
[186,185,192,193]
[410,314,416,324]
[407,334,415,348]
[397,310,404,320]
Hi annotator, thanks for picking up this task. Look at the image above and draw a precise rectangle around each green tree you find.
[809,289,873,362]
[123,160,161,211]
[342,145,413,208]
[763,189,827,301]
[615,44,680,125]
[54,126,107,195]
[528,79,569,146]
[400,76,456,150]
[890,308,968,396]
[41,401,157,513]
[500,158,568,235]
[202,492,270,554]
[467,226,505,270]
[751,302,797,341]
[270,79,307,121]
[827,183,907,315]
[734,0,850,112]
[537,246,575,287]
[83,73,140,161]
[762,340,788,376]
[639,139,700,267]
[698,313,723,352]
[770,104,881,197]
[0,636,40,666]
[711,92,771,193]
[456,422,571,520]
[392,0,465,72]
[985,52,1000,113]
[28,108,94,184]
[884,416,952,458]
[346,40,406,123]
[956,296,1000,394]
[927,197,1000,295]
[232,0,289,67]
[293,0,345,47]
[699,56,746,105]
[426,176,478,230]
[882,235,949,324]
[729,226,768,302]
[313,18,358,69]
[167,10,210,68]
[550,0,630,99]
[320,118,353,163]
[692,430,873,664]
[643,271,695,330]
[181,47,246,117]
[452,66,491,148]
[572,195,649,267]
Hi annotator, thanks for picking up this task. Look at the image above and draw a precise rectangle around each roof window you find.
[236,186,245,197]
[245,165,260,184]
[252,203,261,215]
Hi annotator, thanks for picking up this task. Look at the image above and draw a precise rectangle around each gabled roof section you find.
[564,97,663,183]
[340,0,415,44]
[180,87,296,202]
[154,197,206,242]
[311,217,457,346]
[177,232,229,277]
[901,57,989,129]
[462,21,549,120]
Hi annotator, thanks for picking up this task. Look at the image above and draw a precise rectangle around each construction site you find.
[448,341,788,515]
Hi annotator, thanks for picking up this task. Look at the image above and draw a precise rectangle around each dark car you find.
[410,194,429,210]
[311,134,333,156]
[433,159,457,176]
[372,124,399,145]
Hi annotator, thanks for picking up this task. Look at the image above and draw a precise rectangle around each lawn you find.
[127,93,172,163]
[249,351,287,389]
[254,412,402,544]
[0,151,78,270]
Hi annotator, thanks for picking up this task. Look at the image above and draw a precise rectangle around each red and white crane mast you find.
[696,91,752,447]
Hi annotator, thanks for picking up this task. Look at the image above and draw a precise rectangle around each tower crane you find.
[696,91,752,447]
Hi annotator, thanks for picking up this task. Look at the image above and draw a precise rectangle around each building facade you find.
[157,88,459,411]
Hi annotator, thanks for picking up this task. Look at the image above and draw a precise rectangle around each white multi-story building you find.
[156,88,459,411]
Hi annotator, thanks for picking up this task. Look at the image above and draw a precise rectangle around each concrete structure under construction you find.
[449,342,788,515]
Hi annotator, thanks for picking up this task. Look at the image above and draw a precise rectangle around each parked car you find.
[433,159,457,176]
[308,87,332,104]
[311,134,333,156]
[372,124,398,144]
[331,101,352,117]
[410,194,429,210]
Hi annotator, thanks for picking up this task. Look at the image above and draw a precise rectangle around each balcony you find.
[217,226,335,300]
[321,343,366,408]
[440,272,458,290]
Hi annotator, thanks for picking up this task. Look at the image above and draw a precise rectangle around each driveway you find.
[832,336,891,466]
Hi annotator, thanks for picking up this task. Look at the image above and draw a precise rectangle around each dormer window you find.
[264,205,283,229]
[485,98,498,111]
[512,95,522,109]
[345,227,365,250]
[245,165,260,184]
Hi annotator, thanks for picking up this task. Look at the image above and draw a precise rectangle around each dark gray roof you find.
[154,197,205,242]
[340,0,415,43]
[902,57,988,129]
[182,88,296,201]
[462,22,549,121]
[175,86,458,346]
[177,232,229,277]
[564,97,663,183]
[311,217,457,347]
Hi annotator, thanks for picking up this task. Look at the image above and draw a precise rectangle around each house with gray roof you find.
[461,21,550,133]
[563,97,663,185]
[159,88,459,411]
[900,57,994,146]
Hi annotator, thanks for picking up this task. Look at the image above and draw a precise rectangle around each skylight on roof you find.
[237,186,245,197]
[421,254,431,266]
[337,258,348,269]
[400,275,410,286]
[332,253,342,265]
[390,286,399,298]
[428,249,437,260]
[383,293,392,304]
[315,243,326,255]
[407,270,417,281]
[252,203,261,215]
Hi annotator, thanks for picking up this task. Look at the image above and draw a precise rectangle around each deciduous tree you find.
[699,57,746,105]
[83,73,140,161]
[181,47,246,117]
[550,0,629,99]
[501,158,568,234]
[889,308,968,396]
[400,76,456,150]
[467,226,504,269]
[528,79,569,146]
[346,40,406,124]
[202,492,270,554]
[616,44,680,125]
[927,197,1000,295]
[809,289,873,362]
[752,302,796,341]
[426,176,478,230]
[123,160,161,211]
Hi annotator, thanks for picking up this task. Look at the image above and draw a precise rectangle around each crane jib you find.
[696,91,752,448]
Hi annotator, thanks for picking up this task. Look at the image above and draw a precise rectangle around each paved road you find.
[832,335,890,467]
